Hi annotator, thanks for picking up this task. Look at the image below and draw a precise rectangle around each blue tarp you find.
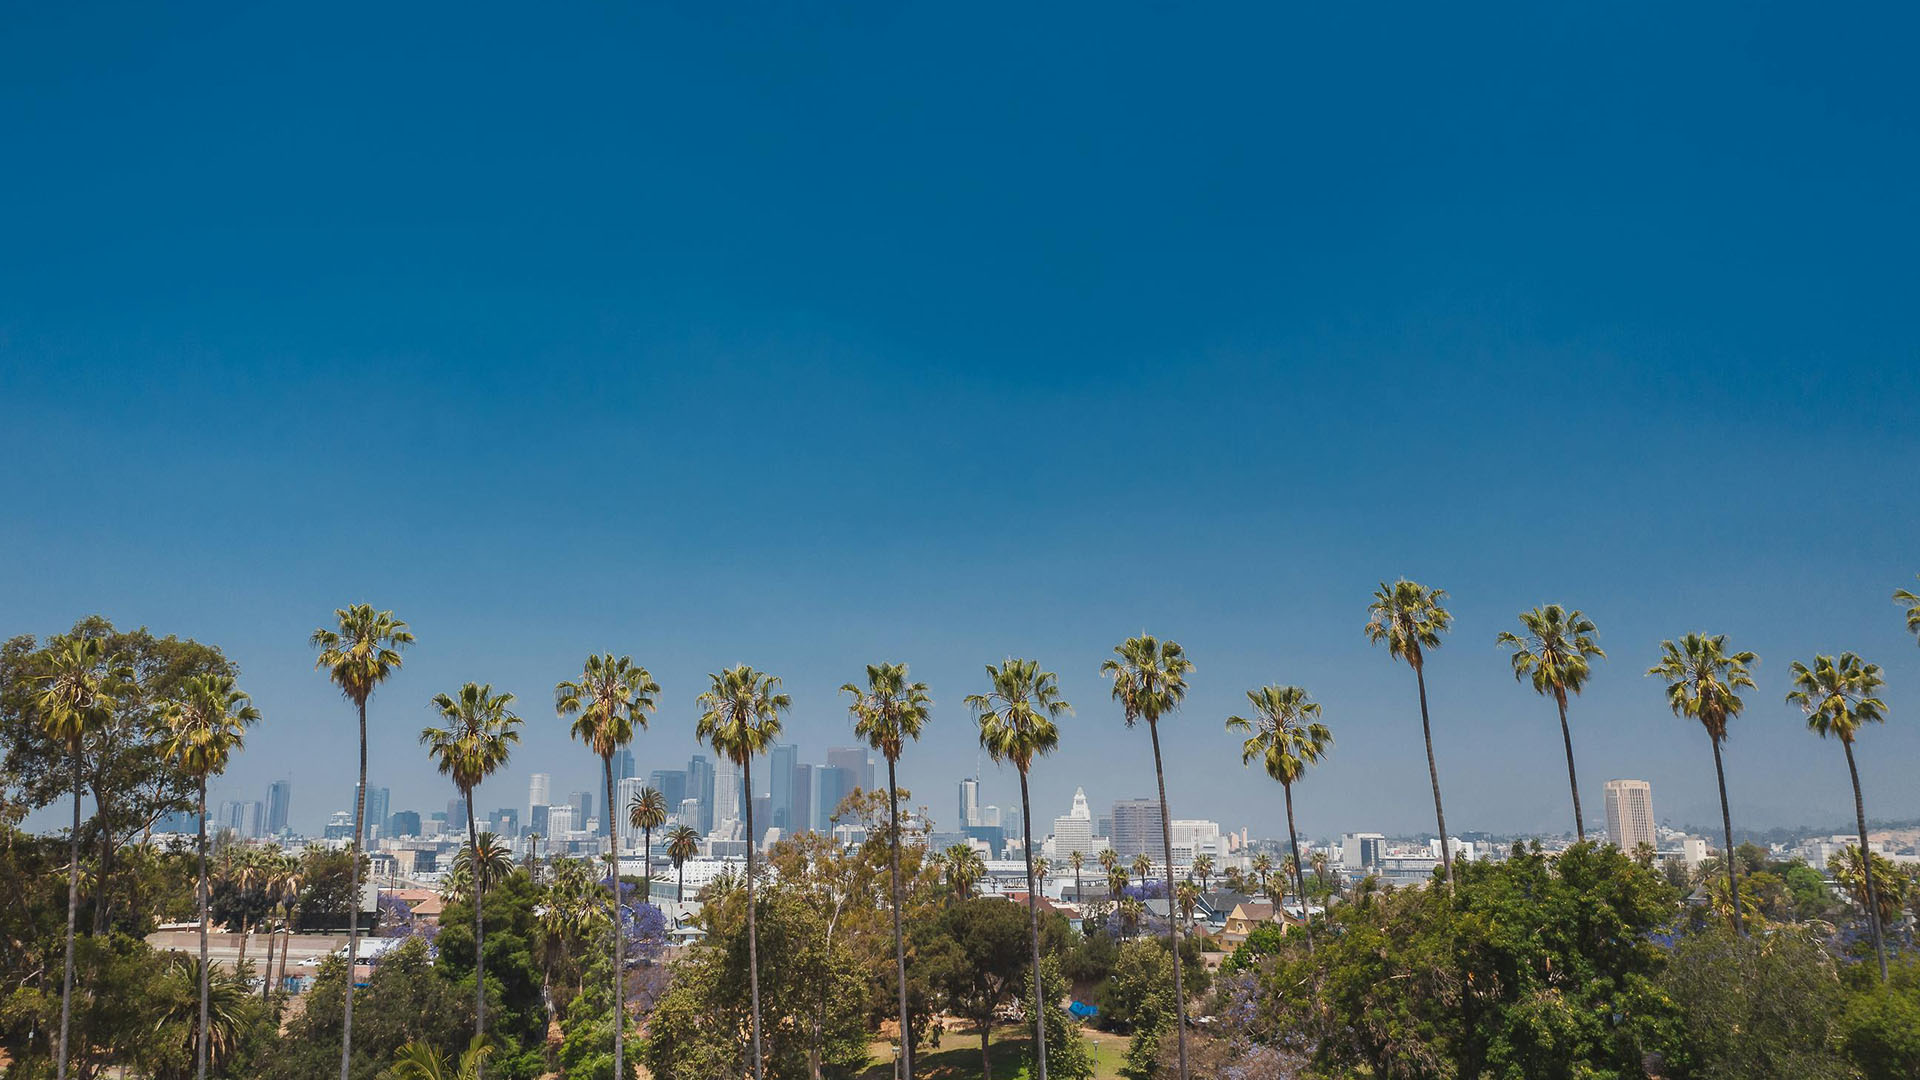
[1068,1000,1099,1018]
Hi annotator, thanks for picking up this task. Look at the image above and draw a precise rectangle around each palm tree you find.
[666,825,701,913]
[628,787,668,905]
[944,843,986,900]
[224,849,267,972]
[153,956,256,1077]
[1894,575,1920,644]
[1033,856,1051,895]
[311,604,412,1080]
[966,658,1070,1080]
[35,636,129,1080]
[1191,853,1213,893]
[387,1036,493,1080]
[1648,632,1757,935]
[1098,848,1118,886]
[1250,853,1273,899]
[1497,605,1605,841]
[448,833,515,902]
[1068,850,1085,903]
[1131,853,1152,882]
[1788,652,1892,980]
[1228,684,1332,954]
[1366,579,1456,885]
[556,652,659,1080]
[695,665,789,1080]
[1175,881,1200,929]
[1100,632,1196,1080]
[156,673,259,1080]
[422,682,522,1068]
[266,852,303,1004]
[1107,866,1130,902]
[843,662,932,1080]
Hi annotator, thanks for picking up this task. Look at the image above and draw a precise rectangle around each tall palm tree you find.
[448,833,515,903]
[1107,866,1130,902]
[628,787,668,906]
[1497,605,1605,842]
[556,653,659,1080]
[1497,599,1605,837]
[1175,881,1200,929]
[1131,853,1152,882]
[944,843,986,900]
[266,852,303,1004]
[1068,850,1085,903]
[1366,579,1456,886]
[35,636,129,1080]
[966,658,1070,1080]
[1100,633,1195,1080]
[1894,576,1920,644]
[311,604,412,1080]
[843,662,932,1080]
[1227,684,1332,954]
[422,682,522,1070]
[1787,652,1892,980]
[1648,632,1756,935]
[1191,853,1213,893]
[666,825,702,914]
[1250,853,1274,899]
[1098,848,1118,885]
[156,673,259,1080]
[695,665,789,1080]
[1033,856,1050,895]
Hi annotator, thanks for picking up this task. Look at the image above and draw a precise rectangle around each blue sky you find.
[4,4,1917,841]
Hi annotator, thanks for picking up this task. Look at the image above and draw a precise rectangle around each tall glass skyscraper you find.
[265,779,292,835]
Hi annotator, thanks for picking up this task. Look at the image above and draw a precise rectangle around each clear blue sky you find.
[4,4,1917,841]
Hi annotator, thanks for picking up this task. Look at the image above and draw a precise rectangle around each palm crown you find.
[1786,653,1888,744]
[1497,605,1604,703]
[36,637,130,746]
[844,662,932,762]
[556,654,658,760]
[1895,576,1920,643]
[1226,685,1332,786]
[1648,633,1756,742]
[1365,579,1452,669]
[1100,635,1192,727]
[695,665,789,765]
[666,825,702,867]
[421,683,522,793]
[310,605,412,707]
[629,787,669,833]
[156,674,261,780]
[965,658,1070,773]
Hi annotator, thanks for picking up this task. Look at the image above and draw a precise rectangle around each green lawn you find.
[858,1023,1131,1080]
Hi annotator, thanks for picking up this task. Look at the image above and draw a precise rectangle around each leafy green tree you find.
[423,682,522,1065]
[1658,926,1850,1080]
[35,635,131,1080]
[1497,605,1605,841]
[156,674,260,1080]
[842,661,932,1080]
[1789,651,1893,980]
[1649,632,1757,934]
[1838,957,1920,1080]
[557,938,636,1080]
[967,657,1071,1080]
[695,664,789,1080]
[1101,633,1195,1080]
[1027,957,1092,1080]
[923,897,1029,1079]
[1365,579,1456,885]
[144,953,274,1080]
[270,938,472,1080]
[1829,846,1910,932]
[556,652,659,1080]
[435,869,548,1080]
[1227,685,1331,953]
[311,603,413,1080]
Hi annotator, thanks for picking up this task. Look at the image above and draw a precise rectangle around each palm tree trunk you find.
[340,698,367,1080]
[1146,718,1189,1080]
[1017,769,1047,1080]
[677,861,685,906]
[1709,734,1744,935]
[236,914,251,972]
[196,779,210,1080]
[465,791,485,1079]
[56,746,81,1080]
[1555,692,1585,842]
[887,756,914,1080]
[262,919,278,1005]
[1283,783,1313,955]
[745,755,764,1080]
[1412,662,1452,886]
[1843,739,1888,980]
[604,757,624,1080]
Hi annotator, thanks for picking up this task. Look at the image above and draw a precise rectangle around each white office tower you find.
[1051,786,1096,857]
[1170,819,1226,862]
[958,777,982,828]
[546,804,577,837]
[528,773,550,819]
[713,758,741,830]
[1604,779,1656,853]
[1341,832,1385,869]
[616,777,647,847]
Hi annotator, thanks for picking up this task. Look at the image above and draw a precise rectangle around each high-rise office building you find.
[489,807,519,838]
[614,748,636,782]
[791,763,813,835]
[713,759,741,829]
[358,784,390,840]
[265,780,292,835]
[389,810,422,837]
[1109,798,1161,859]
[649,769,688,813]
[546,804,577,836]
[616,776,646,843]
[447,797,468,828]
[1341,832,1385,869]
[217,799,264,839]
[529,804,550,837]
[1052,787,1095,856]
[814,766,852,833]
[770,744,800,833]
[827,747,872,792]
[1604,779,1656,853]
[958,777,982,829]
[528,773,551,817]
[686,755,715,832]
